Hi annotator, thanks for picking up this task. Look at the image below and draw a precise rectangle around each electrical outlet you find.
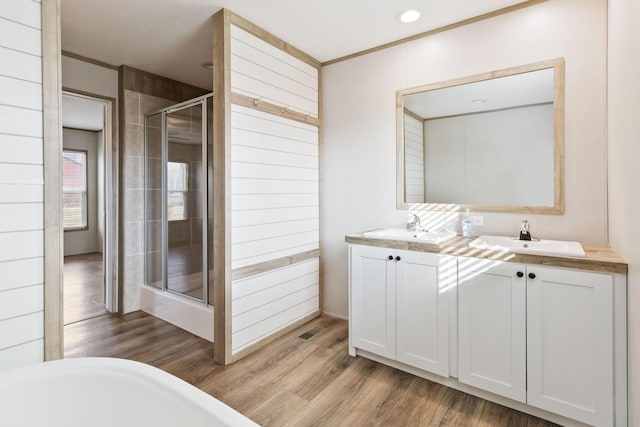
[471,215,484,226]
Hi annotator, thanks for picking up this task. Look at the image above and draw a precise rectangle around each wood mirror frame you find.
[396,58,565,214]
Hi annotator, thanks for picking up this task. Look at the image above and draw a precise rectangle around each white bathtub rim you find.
[0,357,258,427]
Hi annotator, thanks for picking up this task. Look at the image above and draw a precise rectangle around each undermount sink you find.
[363,228,457,244]
[469,235,586,257]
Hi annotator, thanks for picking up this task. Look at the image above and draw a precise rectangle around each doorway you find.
[61,91,117,325]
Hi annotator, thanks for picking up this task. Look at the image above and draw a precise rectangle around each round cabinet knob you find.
[528,272,536,279]
[516,271,524,278]
[396,256,401,261]
[388,255,394,260]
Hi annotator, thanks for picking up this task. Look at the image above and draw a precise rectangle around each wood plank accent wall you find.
[224,15,321,361]
[404,113,425,203]
[0,0,47,370]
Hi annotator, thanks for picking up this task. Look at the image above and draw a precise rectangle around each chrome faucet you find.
[407,213,422,232]
[519,218,532,241]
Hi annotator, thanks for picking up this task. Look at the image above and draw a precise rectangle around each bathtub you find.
[0,357,258,427]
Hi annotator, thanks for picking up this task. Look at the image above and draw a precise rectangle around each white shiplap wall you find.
[230,25,319,118]
[0,0,45,370]
[230,104,319,269]
[404,113,425,203]
[230,25,320,354]
[232,258,319,352]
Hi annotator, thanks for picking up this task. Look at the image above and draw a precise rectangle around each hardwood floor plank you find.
[64,312,559,427]
[382,376,448,425]
[245,390,308,427]
[430,388,486,427]
[335,366,416,426]
[281,357,386,426]
[291,347,354,401]
[528,414,562,427]
[273,323,353,402]
[63,252,107,325]
[206,318,348,413]
[478,400,532,427]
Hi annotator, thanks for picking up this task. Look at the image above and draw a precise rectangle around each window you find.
[167,162,188,221]
[63,150,88,230]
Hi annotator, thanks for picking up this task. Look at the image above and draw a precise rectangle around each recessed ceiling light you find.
[398,10,421,24]
[201,62,213,70]
[472,99,487,104]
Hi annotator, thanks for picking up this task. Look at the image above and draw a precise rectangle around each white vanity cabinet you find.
[347,235,627,427]
[349,244,454,377]
[527,265,615,427]
[457,259,619,427]
[457,259,527,403]
[349,244,396,359]
[395,249,454,376]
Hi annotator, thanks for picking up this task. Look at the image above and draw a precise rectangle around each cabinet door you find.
[458,258,526,402]
[527,266,613,427]
[396,250,454,377]
[350,245,396,359]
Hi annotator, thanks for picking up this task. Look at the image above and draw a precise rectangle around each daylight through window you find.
[63,150,88,230]
[168,162,188,221]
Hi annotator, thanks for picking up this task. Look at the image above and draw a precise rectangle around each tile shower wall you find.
[121,90,174,312]
[120,67,207,312]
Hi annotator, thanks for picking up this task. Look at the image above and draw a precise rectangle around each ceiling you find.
[404,68,554,118]
[61,0,529,90]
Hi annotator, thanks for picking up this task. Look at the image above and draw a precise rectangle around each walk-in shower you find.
[143,94,214,338]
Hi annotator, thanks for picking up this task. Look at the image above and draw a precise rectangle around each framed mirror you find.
[396,58,564,214]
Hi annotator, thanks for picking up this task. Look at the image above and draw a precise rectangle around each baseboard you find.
[321,311,348,320]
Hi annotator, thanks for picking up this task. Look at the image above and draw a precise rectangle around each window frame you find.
[167,161,189,222]
[62,148,89,232]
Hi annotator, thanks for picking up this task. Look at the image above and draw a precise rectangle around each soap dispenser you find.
[461,209,473,238]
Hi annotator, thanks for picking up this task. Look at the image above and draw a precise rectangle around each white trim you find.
[61,90,117,313]
[140,285,213,341]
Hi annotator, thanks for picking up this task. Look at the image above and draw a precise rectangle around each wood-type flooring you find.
[63,252,107,325]
[64,312,559,427]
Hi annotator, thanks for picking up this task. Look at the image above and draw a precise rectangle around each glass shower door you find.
[145,95,212,306]
[165,103,206,301]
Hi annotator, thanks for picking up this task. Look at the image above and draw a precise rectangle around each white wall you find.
[607,0,640,424]
[321,0,607,317]
[62,55,118,100]
[0,0,44,370]
[63,128,100,256]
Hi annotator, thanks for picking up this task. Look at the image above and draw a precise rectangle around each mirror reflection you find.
[398,59,564,214]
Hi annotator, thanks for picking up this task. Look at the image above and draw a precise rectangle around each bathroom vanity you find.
[346,231,627,427]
